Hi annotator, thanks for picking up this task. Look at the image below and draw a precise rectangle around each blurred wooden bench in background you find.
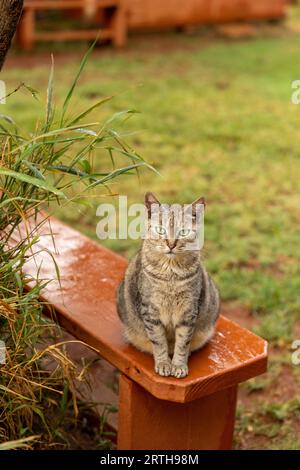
[17,0,286,51]
[126,0,286,31]
[11,215,268,449]
[17,0,128,50]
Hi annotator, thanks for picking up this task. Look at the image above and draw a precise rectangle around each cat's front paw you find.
[155,360,172,377]
[171,363,189,378]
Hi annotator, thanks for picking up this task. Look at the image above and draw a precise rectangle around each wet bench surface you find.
[13,216,268,449]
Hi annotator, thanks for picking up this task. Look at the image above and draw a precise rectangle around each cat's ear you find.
[190,196,206,218]
[145,192,160,217]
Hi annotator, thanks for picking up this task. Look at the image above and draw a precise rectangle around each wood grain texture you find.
[11,215,268,403]
[118,374,237,450]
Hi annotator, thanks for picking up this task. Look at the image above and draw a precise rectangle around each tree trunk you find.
[0,0,24,71]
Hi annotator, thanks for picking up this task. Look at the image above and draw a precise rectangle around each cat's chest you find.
[150,280,192,326]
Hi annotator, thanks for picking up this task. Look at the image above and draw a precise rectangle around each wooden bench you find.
[12,215,268,450]
[17,0,128,50]
[124,0,286,31]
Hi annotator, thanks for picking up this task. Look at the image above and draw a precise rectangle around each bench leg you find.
[111,6,127,48]
[18,9,35,51]
[118,374,238,450]
[83,0,98,21]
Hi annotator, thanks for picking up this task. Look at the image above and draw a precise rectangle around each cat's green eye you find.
[155,225,167,236]
[178,228,190,238]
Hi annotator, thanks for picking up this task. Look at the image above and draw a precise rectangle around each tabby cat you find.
[116,192,220,378]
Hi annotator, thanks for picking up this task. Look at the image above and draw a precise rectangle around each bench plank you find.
[34,29,113,41]
[13,216,267,403]
[24,0,122,10]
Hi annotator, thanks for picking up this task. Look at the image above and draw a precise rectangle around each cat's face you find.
[144,192,205,256]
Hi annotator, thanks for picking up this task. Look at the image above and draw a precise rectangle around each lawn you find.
[2,6,300,449]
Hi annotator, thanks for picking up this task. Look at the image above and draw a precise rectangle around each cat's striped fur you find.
[116,193,220,378]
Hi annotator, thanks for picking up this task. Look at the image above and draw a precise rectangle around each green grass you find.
[4,27,299,341]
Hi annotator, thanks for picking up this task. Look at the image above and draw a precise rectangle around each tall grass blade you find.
[60,40,97,125]
[0,169,65,197]
[46,54,54,127]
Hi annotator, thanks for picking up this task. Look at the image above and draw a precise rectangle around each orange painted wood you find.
[110,3,128,47]
[24,0,122,10]
[17,7,35,50]
[18,0,127,49]
[34,29,113,41]
[11,215,268,404]
[126,0,286,30]
[83,0,98,20]
[118,374,237,449]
